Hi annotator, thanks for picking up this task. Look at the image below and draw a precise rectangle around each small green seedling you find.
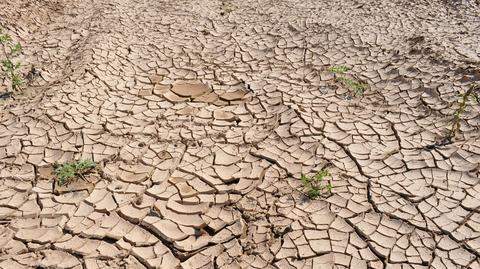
[328,65,350,74]
[0,31,24,92]
[301,168,333,199]
[328,65,367,96]
[335,77,367,96]
[449,83,479,140]
[55,160,96,186]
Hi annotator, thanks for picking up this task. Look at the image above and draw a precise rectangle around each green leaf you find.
[314,173,324,181]
[0,34,11,44]
[308,188,320,199]
[9,43,22,56]
[301,169,334,199]
[75,159,96,173]
[326,183,333,193]
[335,76,367,96]
[317,168,330,178]
[301,174,309,184]
[55,160,96,186]
[12,74,24,88]
[2,60,13,70]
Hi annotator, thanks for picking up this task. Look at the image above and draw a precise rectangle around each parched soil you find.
[1,0,480,268]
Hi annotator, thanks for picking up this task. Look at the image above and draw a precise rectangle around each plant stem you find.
[449,84,479,140]
[1,35,22,91]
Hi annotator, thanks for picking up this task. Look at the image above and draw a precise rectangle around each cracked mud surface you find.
[1,0,480,268]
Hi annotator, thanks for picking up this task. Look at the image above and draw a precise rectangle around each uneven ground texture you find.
[1,0,480,268]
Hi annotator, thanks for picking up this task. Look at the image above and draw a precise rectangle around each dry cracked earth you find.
[1,0,480,268]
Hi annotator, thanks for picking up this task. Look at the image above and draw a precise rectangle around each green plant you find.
[328,65,350,74]
[55,160,96,186]
[335,77,367,96]
[449,83,479,140]
[328,65,367,96]
[301,168,333,199]
[0,31,24,91]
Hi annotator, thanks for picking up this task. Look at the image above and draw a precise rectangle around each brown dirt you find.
[0,0,480,268]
